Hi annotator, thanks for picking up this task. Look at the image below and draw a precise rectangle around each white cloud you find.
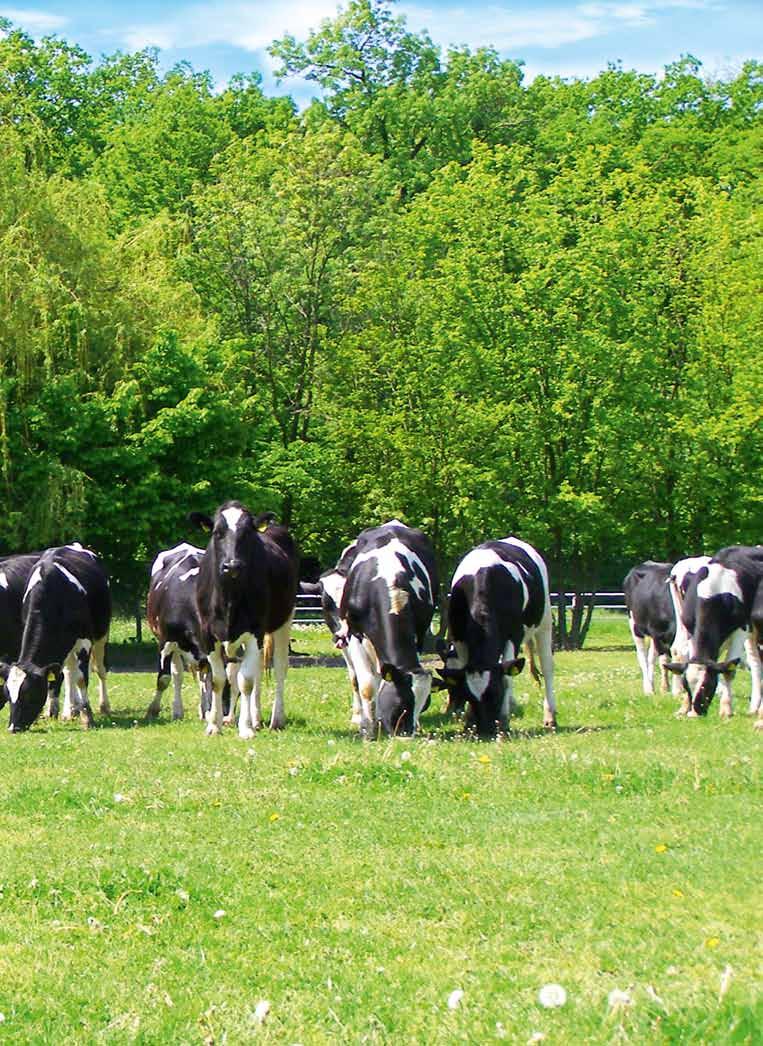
[121,0,338,53]
[0,6,68,33]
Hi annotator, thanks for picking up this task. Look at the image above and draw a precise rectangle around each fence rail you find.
[292,590,627,626]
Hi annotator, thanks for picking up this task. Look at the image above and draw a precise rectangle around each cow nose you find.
[222,560,241,578]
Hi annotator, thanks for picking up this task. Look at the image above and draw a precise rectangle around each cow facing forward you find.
[668,545,763,719]
[191,503,299,737]
[436,537,556,736]
[335,521,438,737]
[0,544,110,732]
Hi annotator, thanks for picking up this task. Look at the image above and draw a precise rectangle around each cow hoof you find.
[350,713,362,726]
[544,718,557,730]
[239,727,255,740]
[754,719,763,731]
[60,712,73,722]
[205,723,221,737]
[687,709,699,718]
[146,704,161,719]
[269,718,286,731]
[223,715,235,726]
[99,703,111,716]
[47,707,59,720]
[80,711,94,730]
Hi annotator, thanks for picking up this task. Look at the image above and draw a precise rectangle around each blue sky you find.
[1,0,760,102]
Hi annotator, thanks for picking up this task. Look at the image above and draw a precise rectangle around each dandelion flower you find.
[538,984,566,1008]
[447,989,464,1010]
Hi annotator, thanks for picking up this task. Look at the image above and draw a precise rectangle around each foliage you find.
[0,4,760,641]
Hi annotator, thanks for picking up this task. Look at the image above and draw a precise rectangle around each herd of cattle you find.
[0,501,761,737]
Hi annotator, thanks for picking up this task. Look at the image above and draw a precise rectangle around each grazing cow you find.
[334,521,438,736]
[667,545,763,718]
[146,543,208,721]
[0,544,110,732]
[667,555,712,663]
[316,540,362,724]
[435,537,556,736]
[0,553,42,661]
[190,502,299,737]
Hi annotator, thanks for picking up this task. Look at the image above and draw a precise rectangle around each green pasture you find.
[0,614,759,1043]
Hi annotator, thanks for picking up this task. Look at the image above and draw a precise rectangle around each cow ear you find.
[502,657,526,676]
[188,512,214,533]
[717,657,740,677]
[0,662,9,683]
[665,661,686,674]
[253,511,277,532]
[45,663,62,683]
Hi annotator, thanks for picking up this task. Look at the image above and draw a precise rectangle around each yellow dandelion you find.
[269,813,280,823]
[478,754,491,765]
[705,937,720,949]
[673,888,684,898]
[655,844,668,853]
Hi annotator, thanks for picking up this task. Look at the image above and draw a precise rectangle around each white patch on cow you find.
[353,538,433,605]
[452,547,529,608]
[23,566,43,600]
[7,665,26,704]
[65,543,96,558]
[54,563,86,594]
[222,507,244,532]
[466,670,491,700]
[669,555,711,592]
[179,567,199,582]
[150,543,203,578]
[320,571,345,611]
[697,564,744,603]
[388,587,409,615]
[502,537,550,594]
[385,518,406,529]
[0,572,7,590]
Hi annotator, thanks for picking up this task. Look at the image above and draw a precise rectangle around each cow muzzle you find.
[221,560,243,580]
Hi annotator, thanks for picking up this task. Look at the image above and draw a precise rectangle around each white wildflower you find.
[447,989,464,1010]
[538,984,567,1008]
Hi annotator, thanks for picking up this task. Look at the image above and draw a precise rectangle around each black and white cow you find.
[623,561,676,694]
[0,544,111,731]
[190,502,299,737]
[435,537,556,736]
[146,542,209,721]
[0,552,42,661]
[668,545,763,718]
[334,521,438,737]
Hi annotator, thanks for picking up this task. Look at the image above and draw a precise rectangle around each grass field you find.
[0,614,759,1043]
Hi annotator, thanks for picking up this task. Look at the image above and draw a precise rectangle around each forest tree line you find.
[1,0,761,627]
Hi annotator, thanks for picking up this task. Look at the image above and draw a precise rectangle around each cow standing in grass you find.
[435,537,556,736]
[146,542,209,721]
[0,544,110,731]
[191,503,299,737]
[623,561,676,695]
[334,521,438,737]
[668,545,763,719]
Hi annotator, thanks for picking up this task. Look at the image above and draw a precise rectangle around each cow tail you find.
[262,633,274,675]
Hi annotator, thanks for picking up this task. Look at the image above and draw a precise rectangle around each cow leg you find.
[719,629,746,719]
[237,636,262,739]
[269,617,292,731]
[92,636,109,715]
[69,647,94,729]
[658,652,670,693]
[147,651,172,718]
[205,646,226,736]
[745,629,762,715]
[61,650,78,721]
[223,659,239,725]
[347,635,379,736]
[342,649,361,725]
[537,616,557,728]
[47,678,60,719]
[170,651,184,720]
[629,615,653,694]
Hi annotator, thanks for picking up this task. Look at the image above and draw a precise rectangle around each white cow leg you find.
[537,617,557,728]
[237,637,261,740]
[745,630,762,715]
[343,650,361,726]
[348,636,379,737]
[269,617,292,731]
[718,673,733,719]
[410,669,432,734]
[171,651,184,720]
[223,659,239,725]
[61,652,78,721]
[629,615,653,694]
[500,674,513,733]
[73,650,94,728]
[205,646,225,736]
[92,636,109,714]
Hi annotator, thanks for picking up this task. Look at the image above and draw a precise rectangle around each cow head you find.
[666,657,739,715]
[2,661,61,732]
[376,665,431,736]
[434,646,525,736]
[190,502,262,589]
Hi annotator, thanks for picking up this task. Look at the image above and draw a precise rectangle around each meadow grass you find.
[0,625,759,1043]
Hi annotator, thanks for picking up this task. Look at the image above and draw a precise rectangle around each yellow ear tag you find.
[384,672,392,682]
[258,523,269,532]
[47,671,57,682]
[510,664,521,676]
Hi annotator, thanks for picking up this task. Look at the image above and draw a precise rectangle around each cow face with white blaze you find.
[0,662,62,731]
[190,504,269,591]
[376,665,432,736]
[435,645,525,736]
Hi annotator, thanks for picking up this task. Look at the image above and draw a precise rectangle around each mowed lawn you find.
[0,617,759,1043]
